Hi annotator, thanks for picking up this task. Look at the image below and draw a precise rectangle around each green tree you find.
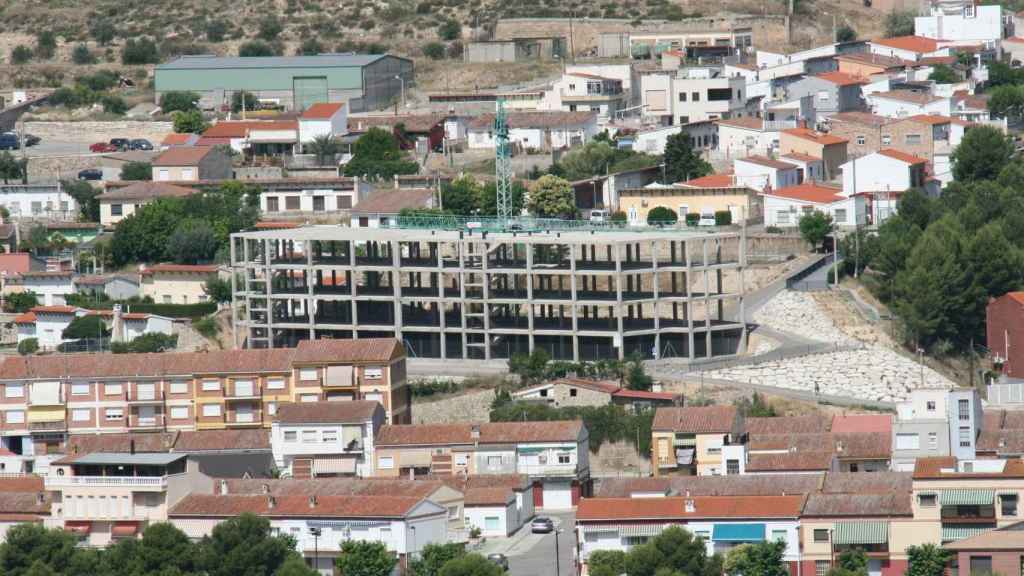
[5,292,38,313]
[798,211,833,252]
[0,523,80,576]
[441,175,483,215]
[423,42,446,60]
[296,38,324,56]
[724,541,788,576]
[477,180,527,216]
[438,19,462,40]
[626,356,654,390]
[588,550,628,576]
[21,225,51,255]
[527,175,574,218]
[34,31,56,60]
[71,44,96,65]
[664,132,711,184]
[10,45,32,65]
[121,161,152,181]
[112,332,179,353]
[90,19,116,45]
[508,348,551,385]
[906,544,952,576]
[988,84,1024,120]
[62,315,110,340]
[0,152,27,184]
[928,64,958,83]
[335,541,397,576]
[161,91,201,113]
[231,90,259,113]
[276,554,319,576]
[733,392,778,417]
[122,37,160,64]
[206,20,228,42]
[196,513,298,576]
[61,179,100,222]
[239,40,276,57]
[111,198,186,264]
[624,525,721,576]
[166,219,219,263]
[952,125,1014,184]
[306,134,341,165]
[438,554,504,576]
[836,25,857,42]
[204,277,233,304]
[828,549,868,576]
[647,206,678,225]
[343,127,419,180]
[173,109,209,134]
[101,522,197,575]
[258,16,284,41]
[101,94,128,115]
[17,338,38,356]
[558,140,618,181]
[411,543,466,576]
[884,11,916,37]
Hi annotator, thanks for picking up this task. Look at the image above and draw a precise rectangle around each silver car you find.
[531,517,554,533]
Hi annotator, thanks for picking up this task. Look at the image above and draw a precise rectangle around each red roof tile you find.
[716,117,765,130]
[203,121,298,138]
[652,405,739,434]
[577,495,805,521]
[816,71,869,86]
[161,133,195,146]
[224,478,446,498]
[746,415,830,435]
[746,451,835,472]
[836,52,909,69]
[679,174,737,188]
[170,494,425,518]
[765,182,844,204]
[174,429,270,452]
[152,147,214,167]
[878,148,928,165]
[12,312,35,324]
[141,264,219,275]
[871,90,943,105]
[276,400,381,424]
[301,103,345,119]
[803,493,912,517]
[291,338,403,364]
[783,128,848,146]
[376,421,584,446]
[831,414,893,434]
[737,155,798,170]
[871,36,940,54]
[905,114,952,125]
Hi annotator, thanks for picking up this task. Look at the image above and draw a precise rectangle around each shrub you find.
[685,212,700,226]
[121,161,152,181]
[438,18,461,40]
[447,40,463,59]
[238,40,275,57]
[422,41,446,59]
[122,38,160,64]
[193,316,220,338]
[71,44,96,64]
[646,205,678,225]
[765,225,783,234]
[296,38,323,56]
[257,15,283,40]
[111,332,178,353]
[231,91,258,113]
[161,91,201,113]
[11,45,32,65]
[77,70,120,91]
[206,20,228,42]
[610,210,627,223]
[35,31,57,60]
[90,19,116,45]
[17,338,38,356]
[715,210,732,226]
[101,94,128,115]
[172,109,208,134]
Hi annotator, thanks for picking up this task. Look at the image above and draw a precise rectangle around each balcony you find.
[225,411,263,427]
[29,420,67,433]
[128,414,165,430]
[45,476,167,489]
[516,463,578,477]
[128,389,164,404]
[941,505,996,523]
[225,383,261,400]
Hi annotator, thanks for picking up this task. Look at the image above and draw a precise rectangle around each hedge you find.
[66,299,217,319]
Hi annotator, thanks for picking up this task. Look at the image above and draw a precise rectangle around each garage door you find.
[542,480,573,510]
[293,76,328,112]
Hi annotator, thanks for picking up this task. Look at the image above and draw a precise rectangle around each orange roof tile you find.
[141,264,219,275]
[746,452,835,472]
[679,174,736,188]
[152,147,213,167]
[765,182,844,204]
[301,102,345,119]
[376,421,584,446]
[816,71,869,86]
[576,495,805,521]
[784,127,847,146]
[276,400,381,424]
[170,494,426,518]
[871,36,940,54]
[737,155,798,170]
[652,405,739,434]
[12,312,35,324]
[831,414,893,434]
[716,117,765,130]
[161,133,195,146]
[203,121,298,139]
[905,114,953,125]
[878,148,928,165]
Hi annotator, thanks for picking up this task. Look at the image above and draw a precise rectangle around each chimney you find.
[470,424,480,439]
[267,495,276,509]
[309,495,317,508]
[685,498,695,513]
[262,483,270,494]
[219,479,229,495]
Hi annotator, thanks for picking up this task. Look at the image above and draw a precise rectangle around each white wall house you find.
[868,92,951,118]
[868,36,951,62]
[271,400,385,479]
[467,111,599,151]
[733,156,800,191]
[11,271,75,306]
[840,149,928,196]
[916,4,1003,44]
[298,102,349,147]
[461,481,535,537]
[0,184,77,221]
[716,118,781,158]
[762,182,865,228]
[15,305,174,349]
[779,153,826,183]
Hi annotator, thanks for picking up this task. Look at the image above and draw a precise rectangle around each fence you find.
[653,340,866,374]
[390,214,730,234]
[786,253,834,292]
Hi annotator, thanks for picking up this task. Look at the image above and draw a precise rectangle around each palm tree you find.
[305,134,340,166]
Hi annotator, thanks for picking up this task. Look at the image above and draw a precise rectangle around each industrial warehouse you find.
[153,53,414,112]
[229,224,747,361]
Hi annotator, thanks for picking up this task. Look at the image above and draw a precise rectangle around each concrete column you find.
[264,239,274,348]
[231,238,239,349]
[703,239,711,359]
[652,239,660,359]
[459,238,467,360]
[614,242,624,361]
[307,241,315,341]
[350,238,358,339]
[570,243,579,362]
[685,238,694,361]
[438,244,447,360]
[392,240,403,349]
[526,242,534,354]
[482,240,491,361]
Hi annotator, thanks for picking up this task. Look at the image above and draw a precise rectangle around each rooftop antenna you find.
[494,98,512,225]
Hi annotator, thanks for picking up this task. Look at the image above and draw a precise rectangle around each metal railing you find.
[389,215,727,233]
[45,476,166,487]
[517,464,578,476]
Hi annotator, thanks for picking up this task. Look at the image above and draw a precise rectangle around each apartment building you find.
[716,117,782,157]
[545,72,627,119]
[7,271,75,307]
[230,226,747,362]
[151,147,232,182]
[373,421,589,510]
[97,182,198,226]
[640,67,748,126]
[652,405,744,476]
[892,388,982,471]
[45,452,214,547]
[780,128,848,180]
[270,400,385,479]
[784,72,867,120]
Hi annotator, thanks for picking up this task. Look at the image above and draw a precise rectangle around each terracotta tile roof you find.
[224,478,447,498]
[276,400,381,424]
[652,405,739,434]
[169,494,425,518]
[836,52,909,69]
[98,182,198,201]
[12,312,35,324]
[141,263,218,275]
[349,113,446,133]
[196,136,231,146]
[871,90,942,105]
[783,127,848,146]
[944,525,1024,550]
[746,451,834,472]
[834,431,892,459]
[878,148,928,165]
[1006,36,1024,44]
[746,415,829,435]
[831,414,892,434]
[576,495,805,521]
[67,432,178,455]
[291,337,403,364]
[0,475,44,492]
[468,111,596,130]
[905,114,952,126]
[349,188,435,214]
[913,456,1024,479]
[716,117,765,130]
[161,133,195,146]
[737,155,797,170]
[0,491,51,515]
[748,432,832,451]
[595,474,823,497]
[803,493,912,517]
[566,71,618,81]
[612,389,679,401]
[74,274,139,286]
[917,55,958,66]
[18,270,73,278]
[821,471,912,494]
[779,152,823,163]
[152,147,214,167]
[203,121,298,138]
[301,102,345,119]
[953,90,988,110]
[1000,411,1024,430]
[679,174,737,188]
[765,182,844,204]
[255,221,301,230]
[815,71,869,86]
[829,111,892,127]
[538,378,620,395]
[464,486,517,506]
[871,36,940,54]
[173,429,270,452]
[29,305,79,315]
[376,421,584,446]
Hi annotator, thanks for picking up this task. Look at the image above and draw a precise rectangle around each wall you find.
[695,432,725,475]
[915,5,1003,42]
[141,273,213,305]
[515,382,611,408]
[23,121,173,145]
[618,189,756,224]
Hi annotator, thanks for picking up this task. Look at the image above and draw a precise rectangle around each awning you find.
[834,522,889,545]
[581,524,621,534]
[64,521,91,534]
[313,456,357,475]
[112,522,139,537]
[620,524,667,537]
[940,489,995,506]
[676,448,695,465]
[712,524,766,542]
[942,526,994,541]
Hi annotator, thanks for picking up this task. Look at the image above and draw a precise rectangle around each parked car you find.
[23,133,40,147]
[531,517,554,534]
[0,134,19,150]
[486,554,509,571]
[109,138,130,150]
[129,139,153,151]
[77,169,102,181]
[90,142,117,153]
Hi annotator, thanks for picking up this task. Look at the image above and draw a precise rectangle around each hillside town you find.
[1,0,1024,574]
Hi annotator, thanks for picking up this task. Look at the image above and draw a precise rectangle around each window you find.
[6,411,24,424]
[969,557,992,575]
[813,529,830,543]
[896,433,920,450]
[929,432,938,450]
[959,399,970,420]
[170,381,188,394]
[364,367,383,380]
[833,209,847,223]
[455,454,468,466]
[163,296,172,304]
[302,430,317,443]
[266,378,285,390]
[111,204,123,216]
[919,494,937,507]
[817,90,830,101]
[299,368,318,381]
[338,196,352,209]
[568,388,578,398]
[285,196,300,210]
[816,561,832,576]
[539,389,548,398]
[695,530,710,541]
[158,169,169,181]
[558,453,572,464]
[181,168,194,180]
[322,429,338,443]
[484,517,500,531]
[856,135,866,145]
[104,383,122,396]
[300,394,319,403]
[679,116,689,124]
[201,404,221,417]
[679,92,688,102]
[31,202,41,215]
[692,92,700,102]
[964,4,975,17]
[201,380,221,391]
[678,205,689,219]
[905,134,922,145]
[313,196,325,212]
[707,88,732,101]
[772,530,788,543]
[927,401,936,411]
[170,406,189,419]
[777,211,791,225]
[487,455,502,467]
[960,426,972,448]
[267,197,279,212]
[448,505,459,519]
[284,431,297,442]
[379,456,394,469]
[72,409,90,422]
[5,384,23,398]
[1002,494,1018,516]
[105,407,124,421]
[882,135,892,145]
[71,383,89,395]
[266,402,277,416]
[727,459,740,475]
[622,536,649,546]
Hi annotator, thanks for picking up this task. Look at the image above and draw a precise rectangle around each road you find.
[477,511,577,576]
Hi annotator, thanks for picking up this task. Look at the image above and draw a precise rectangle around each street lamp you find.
[394,75,406,108]
[309,527,321,574]
[554,528,564,576]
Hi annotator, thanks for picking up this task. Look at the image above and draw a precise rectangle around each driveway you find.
[476,510,577,576]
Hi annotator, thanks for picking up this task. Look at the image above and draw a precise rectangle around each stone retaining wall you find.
[24,121,173,144]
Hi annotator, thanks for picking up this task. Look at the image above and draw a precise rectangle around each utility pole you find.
[568,11,576,64]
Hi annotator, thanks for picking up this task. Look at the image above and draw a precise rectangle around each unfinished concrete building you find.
[230,227,747,361]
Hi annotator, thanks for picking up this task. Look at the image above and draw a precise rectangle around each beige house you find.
[780,128,848,181]
[97,182,198,226]
[140,263,219,305]
[151,147,232,182]
[651,405,743,476]
[620,174,762,225]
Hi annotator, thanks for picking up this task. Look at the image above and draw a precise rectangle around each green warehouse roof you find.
[157,54,395,70]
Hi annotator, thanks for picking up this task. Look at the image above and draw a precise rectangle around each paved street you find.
[476,511,577,576]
